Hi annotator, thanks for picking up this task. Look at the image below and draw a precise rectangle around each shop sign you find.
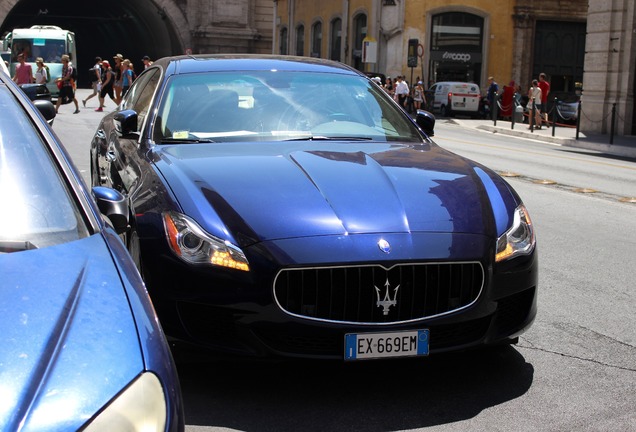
[430,51,482,63]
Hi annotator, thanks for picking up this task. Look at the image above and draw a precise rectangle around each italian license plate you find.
[344,330,429,360]
[454,102,466,107]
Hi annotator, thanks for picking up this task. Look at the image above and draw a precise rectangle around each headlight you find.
[83,372,166,432]
[163,211,250,271]
[495,204,535,262]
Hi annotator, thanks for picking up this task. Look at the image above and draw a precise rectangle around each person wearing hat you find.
[96,60,116,112]
[34,57,48,85]
[141,55,153,69]
[55,54,80,114]
[112,53,124,103]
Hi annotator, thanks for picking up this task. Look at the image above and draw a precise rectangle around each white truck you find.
[427,81,481,118]
[3,25,77,98]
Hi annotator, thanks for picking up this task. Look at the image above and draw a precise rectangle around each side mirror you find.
[93,186,129,234]
[114,109,139,137]
[32,99,56,124]
[415,109,435,136]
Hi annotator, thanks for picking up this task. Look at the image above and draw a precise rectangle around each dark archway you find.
[533,20,586,93]
[0,0,184,87]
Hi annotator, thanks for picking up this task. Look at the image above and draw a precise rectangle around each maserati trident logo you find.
[378,239,391,254]
[375,279,400,315]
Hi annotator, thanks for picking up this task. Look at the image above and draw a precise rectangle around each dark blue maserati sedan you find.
[0,71,184,429]
[90,55,537,361]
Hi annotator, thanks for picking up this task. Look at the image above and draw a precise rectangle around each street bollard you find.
[576,99,582,140]
[610,103,616,145]
[493,91,498,126]
[511,92,517,130]
[552,97,557,137]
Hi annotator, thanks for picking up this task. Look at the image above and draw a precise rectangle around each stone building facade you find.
[187,0,274,54]
[0,0,275,60]
[273,0,587,96]
[272,0,636,136]
[582,0,636,135]
[1,0,633,136]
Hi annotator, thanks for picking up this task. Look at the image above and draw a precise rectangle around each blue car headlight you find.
[83,372,166,431]
[495,204,535,262]
[163,211,250,271]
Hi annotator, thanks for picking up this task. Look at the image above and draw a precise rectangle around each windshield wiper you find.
[284,135,373,141]
[160,137,217,144]
[0,240,37,253]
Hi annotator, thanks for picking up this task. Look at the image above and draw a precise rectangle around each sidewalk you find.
[448,117,636,160]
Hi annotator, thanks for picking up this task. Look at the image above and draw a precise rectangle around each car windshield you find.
[0,88,89,253]
[154,70,423,143]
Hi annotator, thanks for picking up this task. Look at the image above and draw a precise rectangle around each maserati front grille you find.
[273,262,484,324]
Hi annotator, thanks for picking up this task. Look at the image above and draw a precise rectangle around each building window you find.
[429,12,484,83]
[280,27,288,55]
[312,22,322,58]
[296,25,305,56]
[431,12,483,51]
[353,13,367,70]
[330,18,342,61]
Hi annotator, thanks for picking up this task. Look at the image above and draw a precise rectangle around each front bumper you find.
[144,232,538,359]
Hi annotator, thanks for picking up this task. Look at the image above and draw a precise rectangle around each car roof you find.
[151,54,364,76]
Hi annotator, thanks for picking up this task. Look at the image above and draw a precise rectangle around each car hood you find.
[154,142,517,245]
[0,235,144,431]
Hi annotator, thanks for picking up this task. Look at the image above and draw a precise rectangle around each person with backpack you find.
[55,54,80,114]
[34,57,48,84]
[83,56,103,107]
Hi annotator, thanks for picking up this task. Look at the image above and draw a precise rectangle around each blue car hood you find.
[0,235,144,431]
[155,142,516,243]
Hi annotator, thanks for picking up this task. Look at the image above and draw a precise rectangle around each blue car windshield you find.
[154,71,423,143]
[0,88,89,252]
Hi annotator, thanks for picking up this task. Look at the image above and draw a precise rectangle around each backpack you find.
[44,65,51,83]
[88,67,99,82]
[70,65,77,82]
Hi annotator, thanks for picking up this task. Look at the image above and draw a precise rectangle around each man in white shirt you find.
[395,76,409,109]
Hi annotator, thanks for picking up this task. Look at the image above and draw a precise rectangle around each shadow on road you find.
[177,346,534,431]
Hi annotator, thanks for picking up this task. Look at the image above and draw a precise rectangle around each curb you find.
[451,119,636,160]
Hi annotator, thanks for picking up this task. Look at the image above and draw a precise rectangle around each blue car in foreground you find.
[0,71,183,430]
[91,55,537,361]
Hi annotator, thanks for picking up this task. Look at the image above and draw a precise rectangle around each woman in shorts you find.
[96,60,116,112]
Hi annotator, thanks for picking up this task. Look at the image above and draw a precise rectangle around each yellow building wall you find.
[275,0,373,61]
[276,0,516,89]
[404,0,515,89]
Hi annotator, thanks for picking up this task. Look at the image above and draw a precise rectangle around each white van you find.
[427,81,481,117]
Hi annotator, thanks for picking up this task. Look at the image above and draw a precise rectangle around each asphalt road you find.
[55,90,636,432]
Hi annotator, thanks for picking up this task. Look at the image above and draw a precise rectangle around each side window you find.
[122,68,161,130]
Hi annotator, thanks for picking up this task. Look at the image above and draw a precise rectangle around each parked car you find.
[427,81,481,117]
[0,70,183,430]
[90,55,537,361]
